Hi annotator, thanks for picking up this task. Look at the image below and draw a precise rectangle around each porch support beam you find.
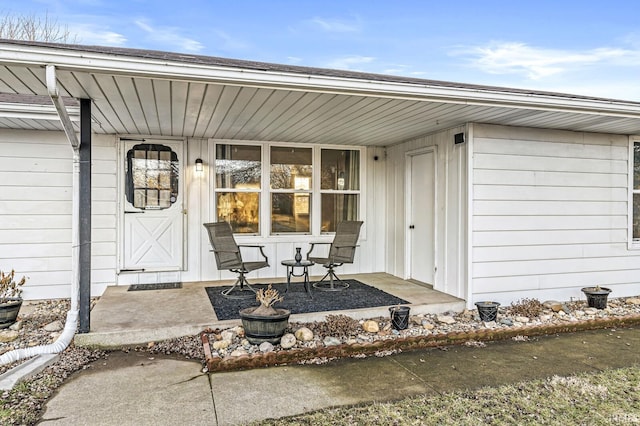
[46,65,79,148]
[78,98,92,333]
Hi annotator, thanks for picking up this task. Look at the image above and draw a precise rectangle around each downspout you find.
[0,65,80,365]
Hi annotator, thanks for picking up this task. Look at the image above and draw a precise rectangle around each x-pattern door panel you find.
[122,140,184,271]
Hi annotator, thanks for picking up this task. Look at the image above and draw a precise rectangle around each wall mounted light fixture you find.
[195,158,204,172]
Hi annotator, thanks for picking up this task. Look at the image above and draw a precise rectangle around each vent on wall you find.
[454,133,465,144]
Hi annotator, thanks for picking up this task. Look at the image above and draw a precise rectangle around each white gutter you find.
[0,43,639,119]
[0,102,79,121]
[0,65,79,366]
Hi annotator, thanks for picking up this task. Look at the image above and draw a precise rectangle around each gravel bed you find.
[0,295,639,425]
[203,295,640,364]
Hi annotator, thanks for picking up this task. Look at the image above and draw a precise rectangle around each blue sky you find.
[3,0,640,100]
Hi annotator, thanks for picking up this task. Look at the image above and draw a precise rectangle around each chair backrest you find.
[203,222,242,270]
[329,221,363,263]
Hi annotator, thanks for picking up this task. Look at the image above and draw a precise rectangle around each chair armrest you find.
[238,245,269,263]
[306,242,331,259]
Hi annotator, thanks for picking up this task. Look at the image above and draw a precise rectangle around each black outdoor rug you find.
[205,279,410,320]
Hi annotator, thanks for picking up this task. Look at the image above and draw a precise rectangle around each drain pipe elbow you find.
[0,310,78,366]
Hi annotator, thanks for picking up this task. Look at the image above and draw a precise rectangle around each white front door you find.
[407,149,436,284]
[121,140,184,272]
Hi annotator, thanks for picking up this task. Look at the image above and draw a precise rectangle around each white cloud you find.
[70,24,127,46]
[135,19,204,52]
[456,41,639,80]
[309,17,361,33]
[326,55,375,71]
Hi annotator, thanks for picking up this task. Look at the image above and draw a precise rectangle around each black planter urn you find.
[581,287,612,309]
[475,301,500,322]
[389,306,411,330]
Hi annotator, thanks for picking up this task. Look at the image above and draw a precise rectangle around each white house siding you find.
[0,129,117,300]
[385,125,468,299]
[471,123,639,305]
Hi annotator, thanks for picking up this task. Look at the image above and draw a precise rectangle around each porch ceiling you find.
[1,40,640,146]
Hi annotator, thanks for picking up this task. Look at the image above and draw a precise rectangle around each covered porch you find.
[74,273,464,348]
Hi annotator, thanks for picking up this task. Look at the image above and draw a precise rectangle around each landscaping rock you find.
[0,330,19,343]
[280,333,296,349]
[212,340,230,350]
[230,348,247,357]
[323,336,341,346]
[515,316,530,323]
[437,315,456,325]
[221,330,236,341]
[543,300,564,312]
[362,320,379,333]
[259,342,274,353]
[294,327,314,341]
[8,321,22,331]
[626,298,640,305]
[422,321,435,330]
[43,320,63,332]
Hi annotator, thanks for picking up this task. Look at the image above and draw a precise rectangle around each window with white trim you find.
[632,140,640,241]
[270,146,313,234]
[214,144,261,233]
[213,142,362,235]
[320,148,360,232]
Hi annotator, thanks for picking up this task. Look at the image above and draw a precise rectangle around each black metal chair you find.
[307,220,363,291]
[203,221,269,299]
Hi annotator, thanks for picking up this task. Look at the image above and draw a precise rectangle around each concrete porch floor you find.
[74,273,465,348]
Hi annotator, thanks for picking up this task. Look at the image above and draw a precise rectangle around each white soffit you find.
[0,41,639,145]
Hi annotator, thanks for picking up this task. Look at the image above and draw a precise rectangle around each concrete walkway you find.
[40,327,640,425]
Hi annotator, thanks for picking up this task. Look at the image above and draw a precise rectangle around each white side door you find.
[121,140,184,272]
[407,149,436,284]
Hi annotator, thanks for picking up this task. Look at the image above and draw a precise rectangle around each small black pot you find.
[389,306,410,330]
[581,287,612,309]
[0,298,23,329]
[475,301,500,322]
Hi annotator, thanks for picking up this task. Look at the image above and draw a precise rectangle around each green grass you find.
[253,366,640,425]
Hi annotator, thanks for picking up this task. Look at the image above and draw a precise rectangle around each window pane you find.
[126,144,179,209]
[270,147,312,189]
[634,194,640,239]
[217,192,260,233]
[321,149,360,190]
[321,194,359,232]
[216,144,261,189]
[146,189,158,207]
[271,193,311,233]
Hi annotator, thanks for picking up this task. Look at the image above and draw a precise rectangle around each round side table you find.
[281,259,314,298]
